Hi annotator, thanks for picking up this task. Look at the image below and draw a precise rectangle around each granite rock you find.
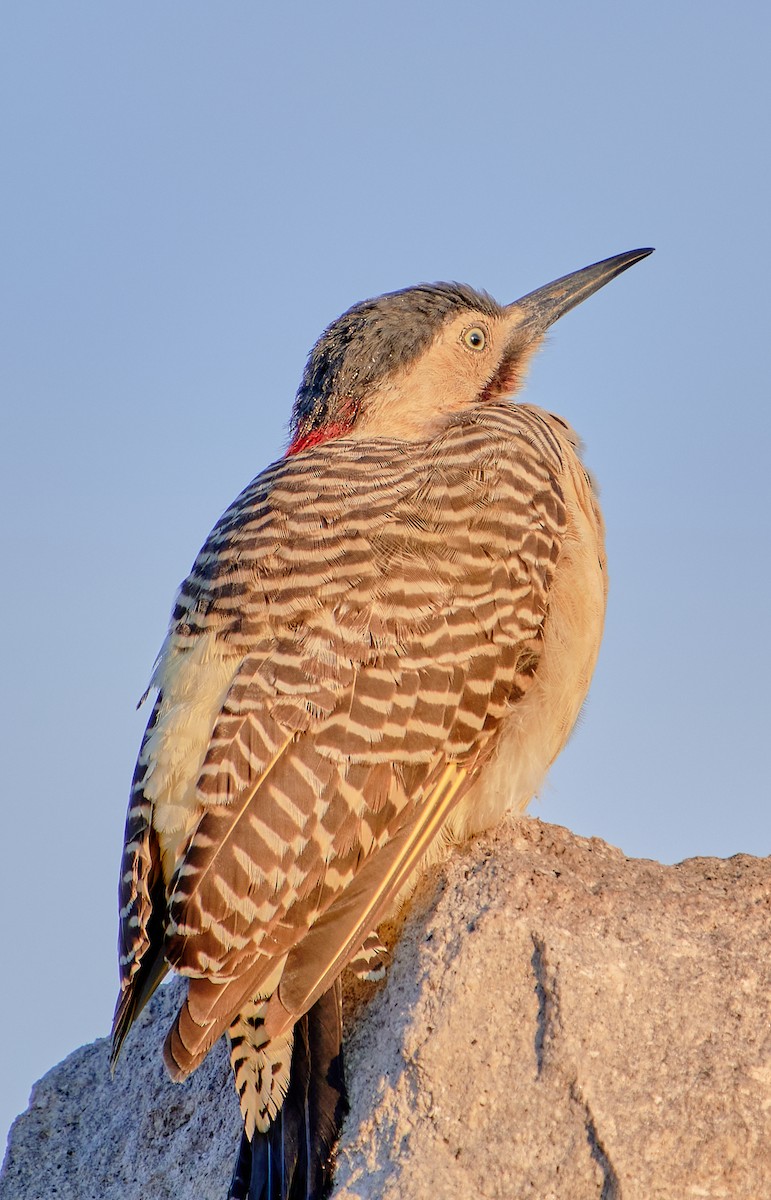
[3,818,770,1200]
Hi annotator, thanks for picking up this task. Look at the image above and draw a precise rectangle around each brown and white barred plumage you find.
[112,251,651,1200]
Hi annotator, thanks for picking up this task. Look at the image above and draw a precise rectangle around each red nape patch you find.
[286,421,353,456]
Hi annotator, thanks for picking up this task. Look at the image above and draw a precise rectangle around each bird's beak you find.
[508,248,654,333]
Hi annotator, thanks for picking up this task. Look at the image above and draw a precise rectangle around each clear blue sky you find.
[2,1,770,1151]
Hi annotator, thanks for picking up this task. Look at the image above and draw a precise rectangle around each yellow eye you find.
[462,325,487,351]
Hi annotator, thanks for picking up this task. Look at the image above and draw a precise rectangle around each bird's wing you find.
[112,695,170,1064]
[263,756,470,1037]
[153,403,567,1074]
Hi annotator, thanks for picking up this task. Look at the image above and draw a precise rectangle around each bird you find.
[111,247,652,1200]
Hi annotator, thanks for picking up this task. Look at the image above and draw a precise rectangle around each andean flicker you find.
[112,247,653,1199]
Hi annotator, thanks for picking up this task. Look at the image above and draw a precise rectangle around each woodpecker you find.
[112,248,652,1200]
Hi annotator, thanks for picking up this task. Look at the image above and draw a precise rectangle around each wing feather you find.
[118,402,569,1077]
[264,760,469,1037]
[112,695,169,1064]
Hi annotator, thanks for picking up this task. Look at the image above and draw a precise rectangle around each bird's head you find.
[288,248,653,455]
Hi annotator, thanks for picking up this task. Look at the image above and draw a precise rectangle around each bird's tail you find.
[228,980,347,1200]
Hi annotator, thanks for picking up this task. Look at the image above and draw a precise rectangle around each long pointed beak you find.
[509,248,654,333]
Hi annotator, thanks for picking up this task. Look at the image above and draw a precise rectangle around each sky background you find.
[2,0,770,1153]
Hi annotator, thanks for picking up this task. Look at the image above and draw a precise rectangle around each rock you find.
[0,976,240,1200]
[335,819,771,1198]
[3,818,771,1199]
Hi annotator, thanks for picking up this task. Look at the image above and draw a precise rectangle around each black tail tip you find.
[228,983,348,1200]
[227,1115,343,1200]
[228,1095,348,1200]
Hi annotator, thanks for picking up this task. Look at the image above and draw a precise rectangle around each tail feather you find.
[305,979,347,1180]
[228,981,347,1200]
[164,960,286,1082]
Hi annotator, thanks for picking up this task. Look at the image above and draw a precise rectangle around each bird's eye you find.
[462,326,487,351]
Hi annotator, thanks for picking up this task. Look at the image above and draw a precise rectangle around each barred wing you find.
[132,403,568,1075]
